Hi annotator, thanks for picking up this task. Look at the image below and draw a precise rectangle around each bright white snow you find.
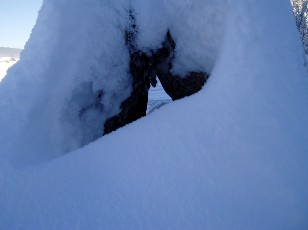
[0,0,307,229]
[0,57,18,81]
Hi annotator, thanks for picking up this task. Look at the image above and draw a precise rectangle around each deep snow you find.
[0,0,227,157]
[0,0,308,229]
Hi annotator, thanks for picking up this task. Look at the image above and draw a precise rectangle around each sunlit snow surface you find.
[0,59,18,81]
[0,0,308,229]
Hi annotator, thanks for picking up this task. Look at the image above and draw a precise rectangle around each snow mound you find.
[0,0,308,229]
[0,0,228,159]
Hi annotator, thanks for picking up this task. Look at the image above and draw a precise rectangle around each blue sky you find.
[0,0,43,48]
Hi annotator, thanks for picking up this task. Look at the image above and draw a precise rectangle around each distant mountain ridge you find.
[0,47,22,58]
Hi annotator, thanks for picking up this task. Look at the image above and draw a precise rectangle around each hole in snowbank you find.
[147,79,172,114]
[103,22,208,135]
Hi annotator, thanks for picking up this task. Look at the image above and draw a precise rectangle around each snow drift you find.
[0,0,227,158]
[0,0,308,229]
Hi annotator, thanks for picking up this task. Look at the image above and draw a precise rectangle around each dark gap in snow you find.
[103,10,208,135]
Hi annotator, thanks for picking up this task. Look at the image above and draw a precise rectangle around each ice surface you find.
[0,0,308,229]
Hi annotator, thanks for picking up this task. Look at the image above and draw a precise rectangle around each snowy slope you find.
[0,0,308,229]
[0,62,12,81]
[0,48,21,80]
[0,59,18,81]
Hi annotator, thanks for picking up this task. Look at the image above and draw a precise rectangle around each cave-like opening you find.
[147,78,171,114]
[103,11,208,135]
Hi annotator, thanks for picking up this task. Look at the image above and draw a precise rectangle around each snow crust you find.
[0,0,308,229]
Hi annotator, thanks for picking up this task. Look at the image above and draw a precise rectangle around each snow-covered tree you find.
[0,0,307,229]
[291,0,308,53]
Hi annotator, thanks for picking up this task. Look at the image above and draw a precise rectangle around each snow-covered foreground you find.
[0,0,308,229]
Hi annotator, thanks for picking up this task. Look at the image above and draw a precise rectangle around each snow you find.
[0,0,228,157]
[0,0,133,157]
[147,81,171,114]
[0,0,308,229]
[0,58,18,81]
[132,0,227,75]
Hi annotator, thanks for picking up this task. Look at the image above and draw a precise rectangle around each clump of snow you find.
[0,0,308,229]
[132,0,227,75]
